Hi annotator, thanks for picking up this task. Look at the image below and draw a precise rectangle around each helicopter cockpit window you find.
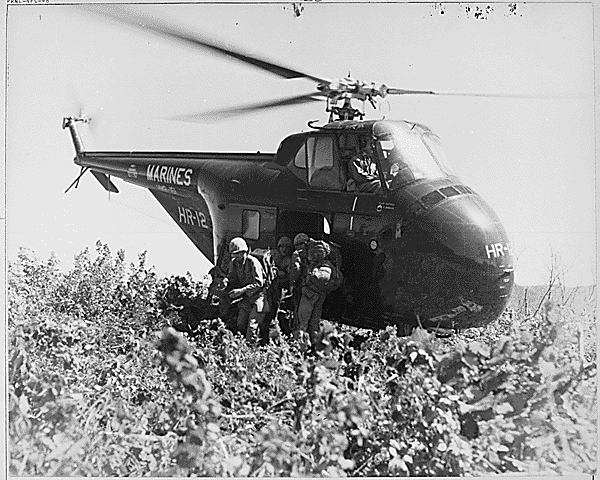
[242,210,260,240]
[375,122,455,190]
[306,136,342,190]
[421,133,453,171]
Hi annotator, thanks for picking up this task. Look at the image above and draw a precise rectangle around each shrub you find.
[7,244,597,476]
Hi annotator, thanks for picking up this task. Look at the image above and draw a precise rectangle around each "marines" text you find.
[146,165,192,186]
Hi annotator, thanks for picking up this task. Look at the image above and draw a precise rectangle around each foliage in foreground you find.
[8,242,598,476]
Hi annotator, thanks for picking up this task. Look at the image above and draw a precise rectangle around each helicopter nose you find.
[421,190,514,326]
[385,188,514,330]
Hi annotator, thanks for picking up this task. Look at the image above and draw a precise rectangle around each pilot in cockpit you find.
[346,141,382,193]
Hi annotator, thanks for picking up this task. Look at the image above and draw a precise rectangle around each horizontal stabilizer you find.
[91,170,119,193]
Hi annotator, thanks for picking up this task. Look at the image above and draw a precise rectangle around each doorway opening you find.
[276,210,329,242]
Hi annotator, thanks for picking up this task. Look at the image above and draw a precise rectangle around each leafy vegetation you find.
[8,241,597,476]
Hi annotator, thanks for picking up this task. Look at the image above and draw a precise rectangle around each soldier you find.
[296,239,337,348]
[272,236,293,291]
[223,237,269,343]
[208,265,236,331]
[268,236,293,321]
[289,233,311,323]
[347,142,382,193]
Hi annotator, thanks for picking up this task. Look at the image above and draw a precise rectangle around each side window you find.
[294,142,307,168]
[307,136,341,190]
[307,137,334,171]
[242,210,260,240]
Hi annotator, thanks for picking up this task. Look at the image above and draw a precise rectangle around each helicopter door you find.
[222,204,277,251]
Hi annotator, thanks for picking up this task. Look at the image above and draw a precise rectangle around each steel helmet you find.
[277,236,293,248]
[293,233,310,247]
[229,237,248,254]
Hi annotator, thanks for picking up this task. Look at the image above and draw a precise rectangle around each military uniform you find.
[268,237,293,321]
[296,240,335,347]
[289,233,311,329]
[225,238,268,343]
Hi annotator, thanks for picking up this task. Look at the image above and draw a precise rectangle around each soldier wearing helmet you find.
[289,233,312,325]
[267,236,294,324]
[274,236,293,281]
[278,235,294,248]
[223,237,268,343]
[289,233,311,283]
[293,232,309,248]
[296,239,336,347]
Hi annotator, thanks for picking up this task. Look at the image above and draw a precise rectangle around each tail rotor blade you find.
[63,82,108,136]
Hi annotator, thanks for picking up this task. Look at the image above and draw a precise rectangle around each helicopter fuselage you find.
[65,118,514,333]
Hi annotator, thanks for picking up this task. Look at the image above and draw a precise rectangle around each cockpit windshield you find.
[373,121,455,190]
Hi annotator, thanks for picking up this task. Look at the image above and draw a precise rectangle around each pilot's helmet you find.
[293,233,310,249]
[277,236,293,248]
[229,237,248,254]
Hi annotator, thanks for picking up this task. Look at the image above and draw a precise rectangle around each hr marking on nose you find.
[485,242,511,258]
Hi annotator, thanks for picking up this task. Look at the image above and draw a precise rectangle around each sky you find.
[4,2,596,286]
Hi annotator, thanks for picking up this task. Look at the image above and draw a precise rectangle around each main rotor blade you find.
[170,92,325,123]
[385,87,584,99]
[79,5,328,84]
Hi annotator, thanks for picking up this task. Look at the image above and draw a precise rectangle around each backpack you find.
[306,240,344,294]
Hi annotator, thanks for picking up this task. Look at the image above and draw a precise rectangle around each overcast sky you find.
[4,2,596,286]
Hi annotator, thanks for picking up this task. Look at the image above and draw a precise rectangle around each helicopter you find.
[63,6,517,336]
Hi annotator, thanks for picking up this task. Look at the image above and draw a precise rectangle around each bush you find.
[7,244,597,476]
